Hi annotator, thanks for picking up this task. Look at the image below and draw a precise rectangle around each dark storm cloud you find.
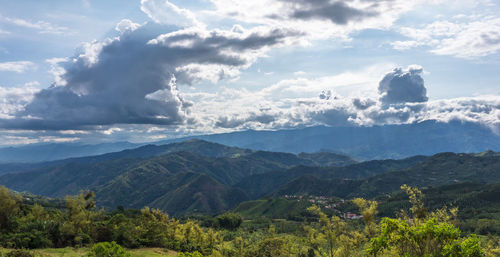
[378,66,428,104]
[0,24,297,130]
[277,0,378,25]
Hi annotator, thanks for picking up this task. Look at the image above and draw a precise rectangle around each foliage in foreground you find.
[0,185,499,256]
[87,242,131,257]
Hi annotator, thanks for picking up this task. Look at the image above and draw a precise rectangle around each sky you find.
[0,0,499,146]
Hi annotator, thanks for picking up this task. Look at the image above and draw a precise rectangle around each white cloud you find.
[259,63,394,99]
[115,19,141,34]
[100,127,122,135]
[0,86,40,119]
[393,17,500,58]
[0,15,69,34]
[206,0,439,41]
[0,61,36,73]
[181,64,500,134]
[140,0,202,28]
[46,58,68,86]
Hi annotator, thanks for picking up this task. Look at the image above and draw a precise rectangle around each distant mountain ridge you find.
[2,120,500,163]
[193,120,500,160]
[0,141,141,163]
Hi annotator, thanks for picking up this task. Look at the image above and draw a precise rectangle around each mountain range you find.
[1,139,499,216]
[2,120,500,163]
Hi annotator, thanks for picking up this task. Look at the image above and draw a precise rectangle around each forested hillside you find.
[0,140,357,215]
[1,140,500,220]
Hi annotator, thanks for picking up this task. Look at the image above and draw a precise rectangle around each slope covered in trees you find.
[0,140,499,218]
[0,140,357,215]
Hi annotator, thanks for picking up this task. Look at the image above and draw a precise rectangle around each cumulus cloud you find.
[115,19,141,34]
[392,17,500,58]
[140,0,202,28]
[0,61,36,73]
[207,0,438,40]
[0,22,300,130]
[378,65,428,104]
[195,65,499,134]
[0,85,40,119]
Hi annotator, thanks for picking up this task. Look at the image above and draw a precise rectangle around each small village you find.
[283,194,363,220]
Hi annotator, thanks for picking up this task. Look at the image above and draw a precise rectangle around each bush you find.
[177,252,203,257]
[6,250,34,257]
[87,241,131,257]
[216,213,242,230]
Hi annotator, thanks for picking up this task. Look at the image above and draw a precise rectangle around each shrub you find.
[177,252,203,257]
[6,250,34,257]
[216,213,242,230]
[87,241,131,257]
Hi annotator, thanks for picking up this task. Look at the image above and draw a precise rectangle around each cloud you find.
[2,62,499,144]
[215,112,276,128]
[319,90,335,100]
[207,0,438,40]
[141,0,202,28]
[0,15,68,34]
[0,61,36,73]
[0,85,40,119]
[191,65,498,135]
[0,23,300,130]
[378,65,428,104]
[392,17,500,58]
[115,19,141,34]
[278,0,377,25]
[149,26,302,85]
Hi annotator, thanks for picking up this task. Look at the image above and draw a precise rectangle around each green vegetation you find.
[0,140,359,216]
[0,184,499,257]
[233,197,316,220]
[215,213,242,230]
[87,242,130,257]
[0,248,177,257]
[1,142,500,256]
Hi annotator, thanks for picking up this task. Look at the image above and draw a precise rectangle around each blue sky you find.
[0,0,499,145]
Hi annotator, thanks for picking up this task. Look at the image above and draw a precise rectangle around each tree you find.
[352,198,378,239]
[307,205,352,257]
[367,185,484,257]
[62,191,99,246]
[0,186,20,231]
[252,237,290,257]
[216,213,243,230]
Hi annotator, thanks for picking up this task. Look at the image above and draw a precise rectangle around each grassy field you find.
[0,247,177,257]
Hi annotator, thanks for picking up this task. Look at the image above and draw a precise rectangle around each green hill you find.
[1,140,499,217]
[0,140,356,215]
[233,197,314,220]
[270,153,500,200]
[235,155,426,198]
